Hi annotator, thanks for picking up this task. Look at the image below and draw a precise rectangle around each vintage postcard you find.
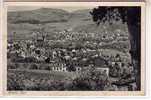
[0,1,146,96]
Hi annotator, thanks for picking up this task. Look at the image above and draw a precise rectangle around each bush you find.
[30,64,38,70]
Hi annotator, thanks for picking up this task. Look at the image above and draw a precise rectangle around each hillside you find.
[8,8,69,24]
[7,8,129,39]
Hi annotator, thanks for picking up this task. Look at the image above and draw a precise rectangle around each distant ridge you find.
[7,8,128,40]
[8,8,70,24]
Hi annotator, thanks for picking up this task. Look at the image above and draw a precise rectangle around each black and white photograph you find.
[6,3,144,92]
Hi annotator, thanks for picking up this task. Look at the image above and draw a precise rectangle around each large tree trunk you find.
[127,7,141,90]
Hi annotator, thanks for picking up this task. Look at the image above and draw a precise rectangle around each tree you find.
[72,68,109,90]
[90,6,141,90]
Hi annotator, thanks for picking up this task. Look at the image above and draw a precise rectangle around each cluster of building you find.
[7,29,131,76]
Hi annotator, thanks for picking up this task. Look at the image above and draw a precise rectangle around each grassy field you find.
[8,69,79,80]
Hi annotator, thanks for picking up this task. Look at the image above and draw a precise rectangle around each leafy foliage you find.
[90,6,140,26]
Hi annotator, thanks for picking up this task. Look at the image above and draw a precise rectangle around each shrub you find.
[30,63,38,70]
